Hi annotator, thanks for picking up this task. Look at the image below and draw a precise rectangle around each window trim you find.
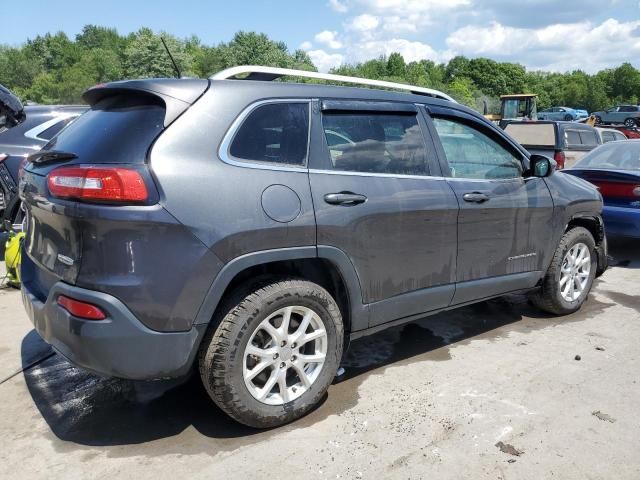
[219,98,312,172]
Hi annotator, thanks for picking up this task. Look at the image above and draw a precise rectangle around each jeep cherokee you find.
[19,66,607,428]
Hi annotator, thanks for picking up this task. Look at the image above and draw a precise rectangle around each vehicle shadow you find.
[20,289,614,451]
[608,237,640,269]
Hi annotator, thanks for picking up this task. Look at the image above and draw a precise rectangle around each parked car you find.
[20,67,607,428]
[564,140,640,238]
[574,109,589,119]
[596,127,628,143]
[593,105,640,127]
[0,102,86,226]
[538,106,579,121]
[504,121,601,169]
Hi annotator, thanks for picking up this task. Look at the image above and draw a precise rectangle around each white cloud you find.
[351,38,442,63]
[307,49,345,72]
[348,14,380,32]
[299,41,313,50]
[314,30,343,49]
[446,18,640,72]
[328,0,348,13]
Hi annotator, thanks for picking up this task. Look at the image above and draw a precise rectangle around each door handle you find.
[324,192,367,206]
[462,192,489,203]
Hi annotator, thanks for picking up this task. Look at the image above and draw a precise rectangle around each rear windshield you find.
[574,142,640,171]
[504,123,556,147]
[45,94,165,164]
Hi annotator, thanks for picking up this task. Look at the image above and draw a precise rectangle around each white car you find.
[596,127,628,143]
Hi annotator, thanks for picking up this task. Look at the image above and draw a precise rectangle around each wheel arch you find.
[566,214,608,275]
[193,246,368,335]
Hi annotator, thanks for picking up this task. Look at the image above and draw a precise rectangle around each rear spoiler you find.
[83,78,210,126]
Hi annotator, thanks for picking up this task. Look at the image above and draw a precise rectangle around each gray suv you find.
[593,105,640,127]
[20,67,607,428]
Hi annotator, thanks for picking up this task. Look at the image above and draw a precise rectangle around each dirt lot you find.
[1,240,639,480]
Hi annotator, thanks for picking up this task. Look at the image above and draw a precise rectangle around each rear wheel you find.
[594,116,602,125]
[199,279,343,428]
[530,227,597,315]
[564,114,573,121]
[624,118,636,128]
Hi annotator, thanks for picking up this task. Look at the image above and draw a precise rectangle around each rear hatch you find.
[503,122,566,167]
[20,79,209,299]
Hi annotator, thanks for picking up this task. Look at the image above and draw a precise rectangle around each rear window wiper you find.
[28,150,78,165]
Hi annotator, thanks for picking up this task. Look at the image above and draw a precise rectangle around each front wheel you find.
[594,116,602,125]
[199,279,343,428]
[564,114,573,121]
[529,227,597,315]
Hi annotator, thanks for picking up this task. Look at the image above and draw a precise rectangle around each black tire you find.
[624,118,636,128]
[198,278,343,428]
[594,116,602,125]
[564,114,573,121]
[529,227,597,315]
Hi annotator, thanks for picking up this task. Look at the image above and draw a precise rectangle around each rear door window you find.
[230,102,309,166]
[321,112,428,175]
[433,118,523,180]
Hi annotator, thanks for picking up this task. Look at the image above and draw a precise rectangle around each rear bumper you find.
[603,205,640,239]
[21,279,206,380]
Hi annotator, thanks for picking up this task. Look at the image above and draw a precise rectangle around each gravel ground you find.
[0,240,639,479]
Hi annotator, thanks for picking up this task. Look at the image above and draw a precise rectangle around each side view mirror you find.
[529,154,556,178]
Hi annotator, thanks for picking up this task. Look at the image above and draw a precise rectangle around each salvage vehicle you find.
[20,67,607,428]
[0,101,86,226]
[538,106,579,121]
[504,120,601,169]
[564,140,640,238]
[596,127,628,143]
[592,105,640,127]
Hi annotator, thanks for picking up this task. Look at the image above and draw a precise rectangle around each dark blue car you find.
[564,140,640,238]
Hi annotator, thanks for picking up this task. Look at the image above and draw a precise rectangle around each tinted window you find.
[37,117,75,141]
[230,103,309,166]
[45,95,164,164]
[620,106,637,112]
[433,118,523,180]
[322,113,428,175]
[565,130,582,145]
[579,130,598,146]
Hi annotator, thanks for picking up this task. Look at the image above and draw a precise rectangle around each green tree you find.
[386,52,406,78]
[123,28,193,78]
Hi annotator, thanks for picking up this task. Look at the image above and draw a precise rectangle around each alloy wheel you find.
[243,305,327,405]
[559,242,591,302]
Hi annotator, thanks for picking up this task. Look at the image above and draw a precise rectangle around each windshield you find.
[573,141,640,171]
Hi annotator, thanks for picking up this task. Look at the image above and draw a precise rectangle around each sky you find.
[2,0,640,73]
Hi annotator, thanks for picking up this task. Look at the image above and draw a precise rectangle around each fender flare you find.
[193,245,369,332]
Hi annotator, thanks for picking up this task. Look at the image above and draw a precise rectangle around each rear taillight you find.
[57,295,106,320]
[47,166,148,203]
[554,151,565,170]
[592,181,640,199]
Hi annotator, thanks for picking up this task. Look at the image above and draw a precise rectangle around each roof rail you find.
[211,65,456,103]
